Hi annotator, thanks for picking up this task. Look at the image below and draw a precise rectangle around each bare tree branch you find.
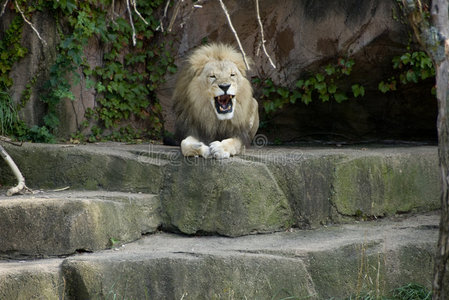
[218,0,251,71]
[156,0,170,32]
[0,0,9,17]
[168,0,183,33]
[0,145,31,196]
[130,0,148,25]
[125,0,136,46]
[14,0,47,46]
[255,0,276,69]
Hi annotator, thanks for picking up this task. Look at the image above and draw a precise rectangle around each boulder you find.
[0,191,161,257]
[160,157,293,236]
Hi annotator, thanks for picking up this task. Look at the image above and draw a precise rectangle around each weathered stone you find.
[63,253,316,300]
[3,9,59,128]
[160,157,293,236]
[0,259,63,300]
[0,143,441,238]
[59,213,442,299]
[0,191,161,257]
[243,146,440,225]
[0,143,164,193]
[333,147,440,218]
[246,150,343,227]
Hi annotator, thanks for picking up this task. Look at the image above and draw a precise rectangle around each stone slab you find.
[0,143,165,193]
[0,259,63,300]
[60,212,442,299]
[0,191,161,257]
[0,143,442,237]
[160,157,293,237]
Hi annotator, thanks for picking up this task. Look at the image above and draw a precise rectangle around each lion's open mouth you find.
[214,95,234,114]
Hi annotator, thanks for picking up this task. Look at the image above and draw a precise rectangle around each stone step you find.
[0,259,63,300]
[0,191,161,258]
[0,143,441,238]
[0,212,444,299]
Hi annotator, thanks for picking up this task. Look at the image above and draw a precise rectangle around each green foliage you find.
[256,49,435,117]
[0,91,18,135]
[0,16,27,90]
[391,283,432,300]
[1,0,174,142]
[278,283,431,300]
[327,283,431,300]
[378,50,435,94]
[256,58,365,114]
[0,16,29,138]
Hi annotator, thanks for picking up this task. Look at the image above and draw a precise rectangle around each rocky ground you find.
[0,143,445,299]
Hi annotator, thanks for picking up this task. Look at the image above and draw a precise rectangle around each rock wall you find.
[159,0,437,143]
[2,0,437,141]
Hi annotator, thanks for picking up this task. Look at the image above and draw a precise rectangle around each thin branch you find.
[130,0,148,25]
[0,0,9,17]
[14,0,47,46]
[167,0,183,33]
[156,0,171,32]
[125,0,136,46]
[0,145,31,196]
[255,0,276,69]
[218,0,251,71]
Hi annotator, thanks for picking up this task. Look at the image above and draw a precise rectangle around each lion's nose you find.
[219,84,231,94]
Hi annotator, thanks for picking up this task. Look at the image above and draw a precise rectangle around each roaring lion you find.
[172,43,259,159]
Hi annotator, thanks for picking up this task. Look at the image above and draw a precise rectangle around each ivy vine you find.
[255,58,365,114]
[255,49,435,116]
[1,0,176,142]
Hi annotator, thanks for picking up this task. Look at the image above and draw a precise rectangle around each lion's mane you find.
[172,43,258,146]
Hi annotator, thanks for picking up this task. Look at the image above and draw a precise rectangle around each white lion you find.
[172,43,259,159]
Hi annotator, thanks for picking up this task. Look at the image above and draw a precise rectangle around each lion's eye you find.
[209,75,216,79]
[230,73,235,77]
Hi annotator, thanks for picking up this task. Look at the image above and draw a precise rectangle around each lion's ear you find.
[188,57,208,77]
[237,56,254,77]
[229,49,253,77]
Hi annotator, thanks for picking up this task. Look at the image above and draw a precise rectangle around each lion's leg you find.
[210,138,243,159]
[181,136,211,158]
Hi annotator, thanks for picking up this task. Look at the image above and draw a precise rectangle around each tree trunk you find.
[430,1,449,298]
[434,59,449,300]
[401,0,449,298]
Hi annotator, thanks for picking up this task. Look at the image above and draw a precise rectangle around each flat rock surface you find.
[70,211,439,257]
[0,211,439,299]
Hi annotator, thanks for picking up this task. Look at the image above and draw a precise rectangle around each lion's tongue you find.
[217,95,230,106]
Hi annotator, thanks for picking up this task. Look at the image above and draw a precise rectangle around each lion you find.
[172,43,259,159]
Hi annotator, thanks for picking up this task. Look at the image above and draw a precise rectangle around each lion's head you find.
[173,43,258,145]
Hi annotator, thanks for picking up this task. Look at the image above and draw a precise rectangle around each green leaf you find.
[378,81,390,93]
[302,91,312,105]
[319,93,330,102]
[334,92,348,103]
[295,80,304,89]
[324,65,335,75]
[315,73,325,82]
[328,84,337,94]
[351,84,365,97]
[406,70,418,83]
[315,82,326,92]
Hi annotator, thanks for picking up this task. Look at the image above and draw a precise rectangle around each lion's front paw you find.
[210,141,231,159]
[181,136,211,158]
[192,142,211,158]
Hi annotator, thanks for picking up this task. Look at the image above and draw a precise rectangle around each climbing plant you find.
[0,0,175,142]
[254,58,365,114]
[378,50,435,94]
[255,48,435,116]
